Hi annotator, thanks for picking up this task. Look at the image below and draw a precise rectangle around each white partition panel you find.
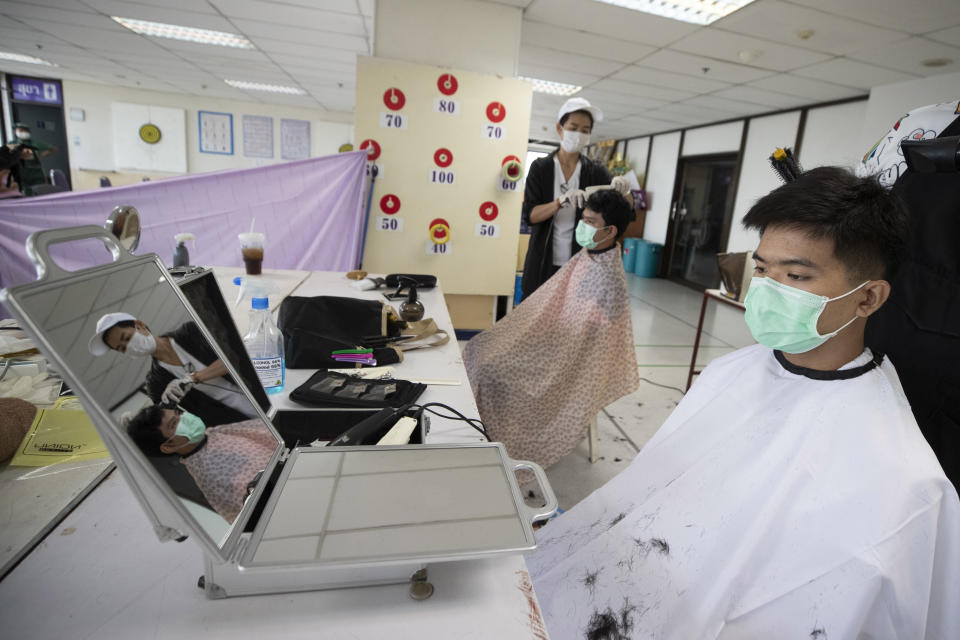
[726,111,801,253]
[625,136,650,184]
[682,121,743,156]
[643,131,682,244]
[799,100,868,170]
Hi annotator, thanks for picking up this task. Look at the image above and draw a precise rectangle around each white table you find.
[0,270,550,640]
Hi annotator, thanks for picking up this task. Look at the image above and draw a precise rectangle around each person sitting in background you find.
[465,189,639,473]
[528,167,960,640]
[520,97,633,301]
[126,405,276,523]
[89,312,256,427]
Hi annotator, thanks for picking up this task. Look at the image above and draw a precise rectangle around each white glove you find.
[559,189,587,209]
[611,176,631,195]
[161,376,194,405]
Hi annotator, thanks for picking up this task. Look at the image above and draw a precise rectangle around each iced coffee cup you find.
[239,232,265,275]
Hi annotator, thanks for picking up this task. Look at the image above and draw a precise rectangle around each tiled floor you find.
[529,275,756,511]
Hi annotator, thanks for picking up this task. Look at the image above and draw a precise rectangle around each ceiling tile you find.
[615,113,688,130]
[4,0,97,12]
[610,65,731,93]
[209,0,365,35]
[252,38,358,64]
[747,73,865,101]
[715,0,908,55]
[520,45,626,76]
[688,94,772,115]
[259,0,358,12]
[109,0,221,15]
[588,78,696,102]
[233,19,369,51]
[787,0,960,35]
[0,3,115,29]
[791,58,917,89]
[637,49,774,84]
[712,85,807,108]
[517,62,601,88]
[150,38,275,61]
[669,28,833,71]
[578,89,667,111]
[521,20,655,64]
[523,0,698,48]
[927,26,960,46]
[847,36,960,76]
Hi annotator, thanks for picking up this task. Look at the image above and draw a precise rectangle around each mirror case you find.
[1,225,557,599]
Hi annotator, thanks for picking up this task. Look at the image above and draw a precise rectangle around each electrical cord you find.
[412,402,490,441]
[639,377,686,396]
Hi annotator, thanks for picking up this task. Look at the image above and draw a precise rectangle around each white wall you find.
[682,121,743,156]
[860,71,960,154]
[798,99,868,170]
[643,131,682,244]
[375,0,521,77]
[726,111,801,252]
[62,80,353,176]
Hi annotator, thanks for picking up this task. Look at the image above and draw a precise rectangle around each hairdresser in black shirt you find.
[520,97,630,301]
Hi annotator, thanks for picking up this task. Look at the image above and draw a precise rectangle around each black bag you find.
[290,370,426,408]
[278,296,405,368]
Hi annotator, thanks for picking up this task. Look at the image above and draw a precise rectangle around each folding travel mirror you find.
[1,225,557,599]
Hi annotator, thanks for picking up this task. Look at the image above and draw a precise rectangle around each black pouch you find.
[290,370,426,408]
[385,274,437,289]
[282,327,401,368]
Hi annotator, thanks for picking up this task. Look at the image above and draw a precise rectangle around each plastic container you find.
[243,296,285,394]
[513,272,523,306]
[173,232,194,268]
[634,241,663,278]
[622,237,639,273]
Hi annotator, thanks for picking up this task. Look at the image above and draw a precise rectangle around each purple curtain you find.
[0,151,368,291]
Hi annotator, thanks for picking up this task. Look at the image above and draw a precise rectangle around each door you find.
[664,154,738,289]
[12,102,71,189]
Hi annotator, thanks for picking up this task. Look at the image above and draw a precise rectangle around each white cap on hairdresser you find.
[88,311,137,356]
[558,97,603,124]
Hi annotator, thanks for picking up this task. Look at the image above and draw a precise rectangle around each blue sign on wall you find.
[11,77,62,105]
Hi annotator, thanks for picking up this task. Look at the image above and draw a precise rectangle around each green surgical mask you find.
[744,277,868,354]
[173,410,206,444]
[575,220,607,249]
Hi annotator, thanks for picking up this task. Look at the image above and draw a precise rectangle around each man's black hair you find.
[559,109,594,128]
[102,319,136,348]
[742,166,909,281]
[586,189,633,239]
[127,405,168,454]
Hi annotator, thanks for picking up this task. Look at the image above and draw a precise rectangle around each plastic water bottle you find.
[243,296,285,394]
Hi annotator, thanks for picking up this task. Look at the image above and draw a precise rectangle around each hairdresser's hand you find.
[161,376,194,405]
[611,176,631,196]
[559,189,587,209]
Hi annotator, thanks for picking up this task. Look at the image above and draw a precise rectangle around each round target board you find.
[437,74,458,96]
[486,101,506,123]
[383,88,406,110]
[380,194,401,214]
[434,148,453,167]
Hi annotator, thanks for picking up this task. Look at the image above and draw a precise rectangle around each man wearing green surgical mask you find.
[529,167,960,639]
[126,405,276,524]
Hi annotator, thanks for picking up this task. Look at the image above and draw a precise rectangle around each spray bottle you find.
[236,277,285,394]
[173,233,195,268]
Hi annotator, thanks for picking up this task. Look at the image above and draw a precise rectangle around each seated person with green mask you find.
[528,167,960,640]
[126,406,276,524]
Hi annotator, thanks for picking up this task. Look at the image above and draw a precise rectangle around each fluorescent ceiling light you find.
[224,79,307,95]
[519,76,582,96]
[0,51,56,66]
[592,0,757,25]
[112,16,254,48]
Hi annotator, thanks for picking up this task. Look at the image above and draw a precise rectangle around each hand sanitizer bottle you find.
[243,296,285,394]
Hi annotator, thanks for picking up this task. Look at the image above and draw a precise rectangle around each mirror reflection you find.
[16,259,280,535]
[104,205,141,253]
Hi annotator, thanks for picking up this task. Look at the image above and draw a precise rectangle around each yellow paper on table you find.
[9,400,110,467]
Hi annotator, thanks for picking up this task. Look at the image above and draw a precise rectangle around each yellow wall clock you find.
[139,123,161,144]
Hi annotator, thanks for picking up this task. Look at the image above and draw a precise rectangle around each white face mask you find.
[125,331,157,357]
[15,131,30,140]
[560,130,590,153]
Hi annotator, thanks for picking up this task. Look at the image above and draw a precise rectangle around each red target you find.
[479,201,499,221]
[383,88,406,110]
[437,73,458,96]
[486,101,506,123]
[359,139,380,160]
[434,148,453,167]
[380,194,401,215]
